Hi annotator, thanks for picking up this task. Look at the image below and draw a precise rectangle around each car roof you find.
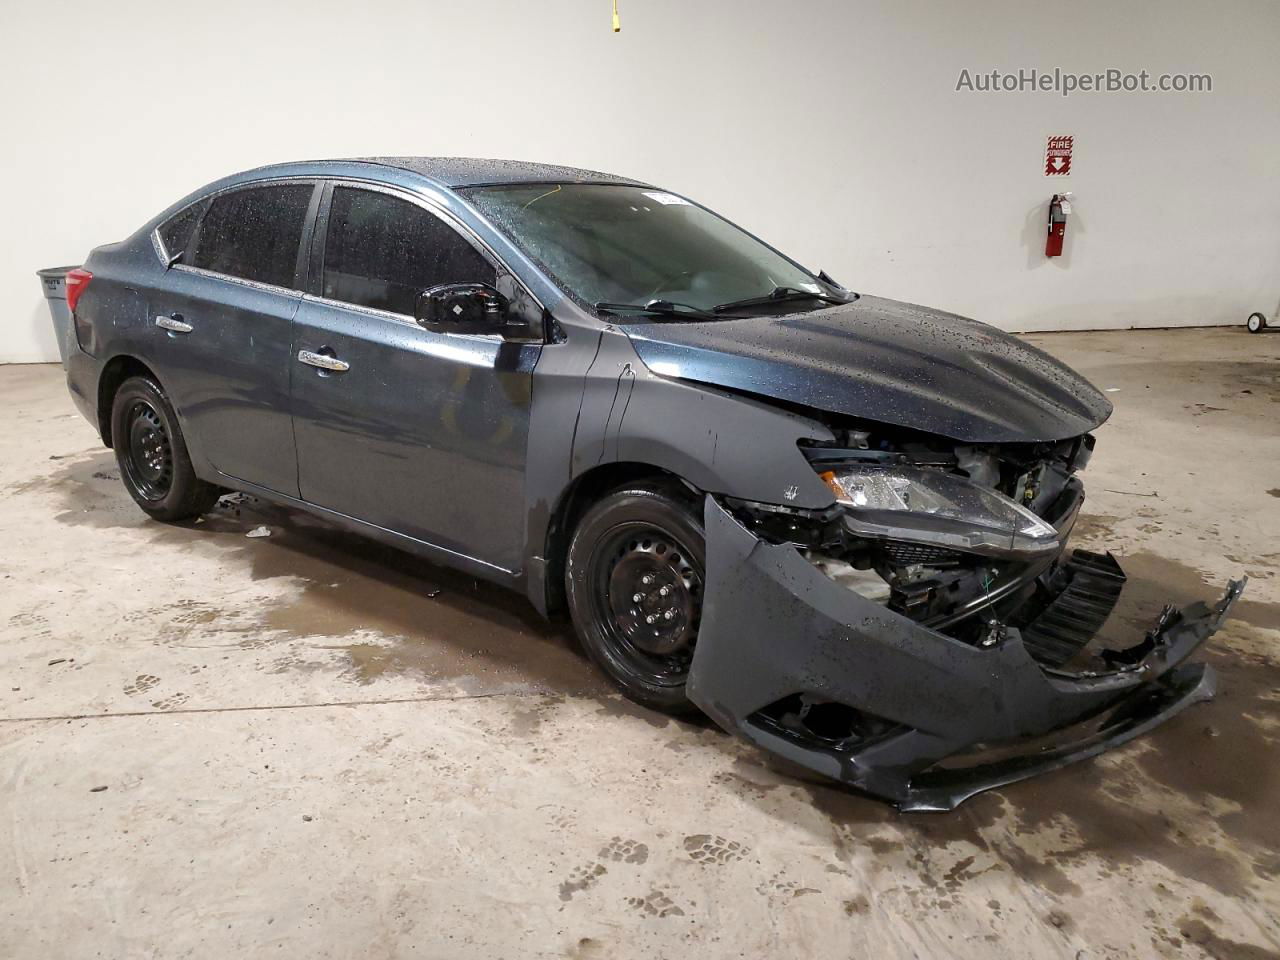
[352,156,650,189]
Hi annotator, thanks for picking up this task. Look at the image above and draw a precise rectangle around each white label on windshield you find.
[642,191,689,206]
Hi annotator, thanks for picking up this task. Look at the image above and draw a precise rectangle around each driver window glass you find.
[322,187,495,315]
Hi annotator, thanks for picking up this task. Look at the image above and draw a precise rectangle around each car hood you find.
[619,295,1112,443]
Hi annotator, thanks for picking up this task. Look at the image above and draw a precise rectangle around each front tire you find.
[565,483,706,715]
[111,376,220,522]
[1247,312,1267,334]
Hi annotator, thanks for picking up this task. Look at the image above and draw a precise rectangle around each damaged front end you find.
[686,427,1245,811]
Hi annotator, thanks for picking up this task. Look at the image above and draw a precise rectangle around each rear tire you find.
[111,376,220,522]
[565,483,706,716]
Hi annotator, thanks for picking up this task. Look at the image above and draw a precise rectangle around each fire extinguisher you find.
[1045,192,1073,258]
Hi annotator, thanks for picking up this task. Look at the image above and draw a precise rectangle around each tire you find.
[565,483,706,715]
[1247,312,1267,334]
[110,375,221,522]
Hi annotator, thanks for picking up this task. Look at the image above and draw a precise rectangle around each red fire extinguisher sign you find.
[1045,135,1073,176]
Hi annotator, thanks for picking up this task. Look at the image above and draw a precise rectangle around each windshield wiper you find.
[595,299,723,321]
[712,285,850,314]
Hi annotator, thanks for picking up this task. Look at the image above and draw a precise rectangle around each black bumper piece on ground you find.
[687,498,1245,812]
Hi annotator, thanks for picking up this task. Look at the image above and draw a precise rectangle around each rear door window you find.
[321,187,495,315]
[190,184,313,288]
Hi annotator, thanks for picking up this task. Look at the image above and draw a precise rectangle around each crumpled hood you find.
[620,295,1112,443]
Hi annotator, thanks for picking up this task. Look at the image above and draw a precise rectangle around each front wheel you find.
[565,483,706,715]
[1247,312,1267,334]
[111,375,221,522]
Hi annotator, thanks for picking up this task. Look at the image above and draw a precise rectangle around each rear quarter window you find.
[157,201,204,264]
[190,184,314,288]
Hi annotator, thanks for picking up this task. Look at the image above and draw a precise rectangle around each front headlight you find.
[818,463,1060,557]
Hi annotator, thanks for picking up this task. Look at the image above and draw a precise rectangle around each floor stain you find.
[1114,551,1280,634]
[1177,916,1280,960]
[558,861,607,902]
[599,837,648,864]
[44,454,607,699]
[627,889,685,918]
[123,674,159,697]
[1067,511,1122,545]
[683,834,749,865]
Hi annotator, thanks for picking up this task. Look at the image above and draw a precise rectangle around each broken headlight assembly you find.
[816,463,1060,558]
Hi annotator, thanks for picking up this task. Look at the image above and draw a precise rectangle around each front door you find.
[290,184,540,572]
[152,181,318,496]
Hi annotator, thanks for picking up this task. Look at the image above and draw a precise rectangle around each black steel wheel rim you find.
[123,400,173,501]
[588,521,703,686]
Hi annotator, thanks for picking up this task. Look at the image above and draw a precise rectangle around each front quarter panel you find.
[575,328,836,510]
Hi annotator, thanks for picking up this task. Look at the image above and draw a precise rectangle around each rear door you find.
[289,183,541,572]
[154,180,319,496]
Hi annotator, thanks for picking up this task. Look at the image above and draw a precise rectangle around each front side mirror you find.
[414,282,509,334]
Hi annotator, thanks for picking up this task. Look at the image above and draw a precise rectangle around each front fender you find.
[571,329,837,510]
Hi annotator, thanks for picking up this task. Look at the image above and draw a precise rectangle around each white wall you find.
[3,0,1279,363]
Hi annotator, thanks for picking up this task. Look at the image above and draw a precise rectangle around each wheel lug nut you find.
[632,593,643,603]
[663,610,675,620]
[641,574,654,585]
[645,615,656,624]
[659,586,670,597]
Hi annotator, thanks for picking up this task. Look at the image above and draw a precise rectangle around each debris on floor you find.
[246,526,271,539]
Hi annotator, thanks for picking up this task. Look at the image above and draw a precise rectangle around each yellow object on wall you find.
[612,0,620,32]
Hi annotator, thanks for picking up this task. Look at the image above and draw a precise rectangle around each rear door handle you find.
[297,349,350,373]
[155,313,193,334]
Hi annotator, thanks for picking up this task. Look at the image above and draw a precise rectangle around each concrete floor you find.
[1,328,1278,959]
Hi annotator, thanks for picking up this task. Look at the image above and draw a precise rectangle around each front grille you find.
[882,541,961,567]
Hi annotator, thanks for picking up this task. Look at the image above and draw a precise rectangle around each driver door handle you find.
[297,349,350,373]
[155,313,193,334]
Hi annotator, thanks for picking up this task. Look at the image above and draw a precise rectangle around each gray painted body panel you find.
[622,295,1113,443]
[291,296,538,572]
[567,326,836,510]
[151,266,302,495]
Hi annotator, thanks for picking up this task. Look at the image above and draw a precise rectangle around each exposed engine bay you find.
[728,423,1104,654]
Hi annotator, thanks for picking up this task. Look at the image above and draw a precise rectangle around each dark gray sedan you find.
[58,157,1242,810]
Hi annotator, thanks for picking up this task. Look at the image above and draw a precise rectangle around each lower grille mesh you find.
[882,542,961,566]
[1021,549,1126,667]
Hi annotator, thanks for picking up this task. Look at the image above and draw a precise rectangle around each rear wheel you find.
[1247,312,1267,334]
[565,483,706,715]
[111,376,220,521]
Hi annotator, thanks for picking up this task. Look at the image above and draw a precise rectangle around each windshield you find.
[460,183,835,315]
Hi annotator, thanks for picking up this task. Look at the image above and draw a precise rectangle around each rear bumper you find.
[687,498,1244,811]
[65,344,102,437]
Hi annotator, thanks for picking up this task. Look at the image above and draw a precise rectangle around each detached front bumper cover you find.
[687,498,1245,812]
